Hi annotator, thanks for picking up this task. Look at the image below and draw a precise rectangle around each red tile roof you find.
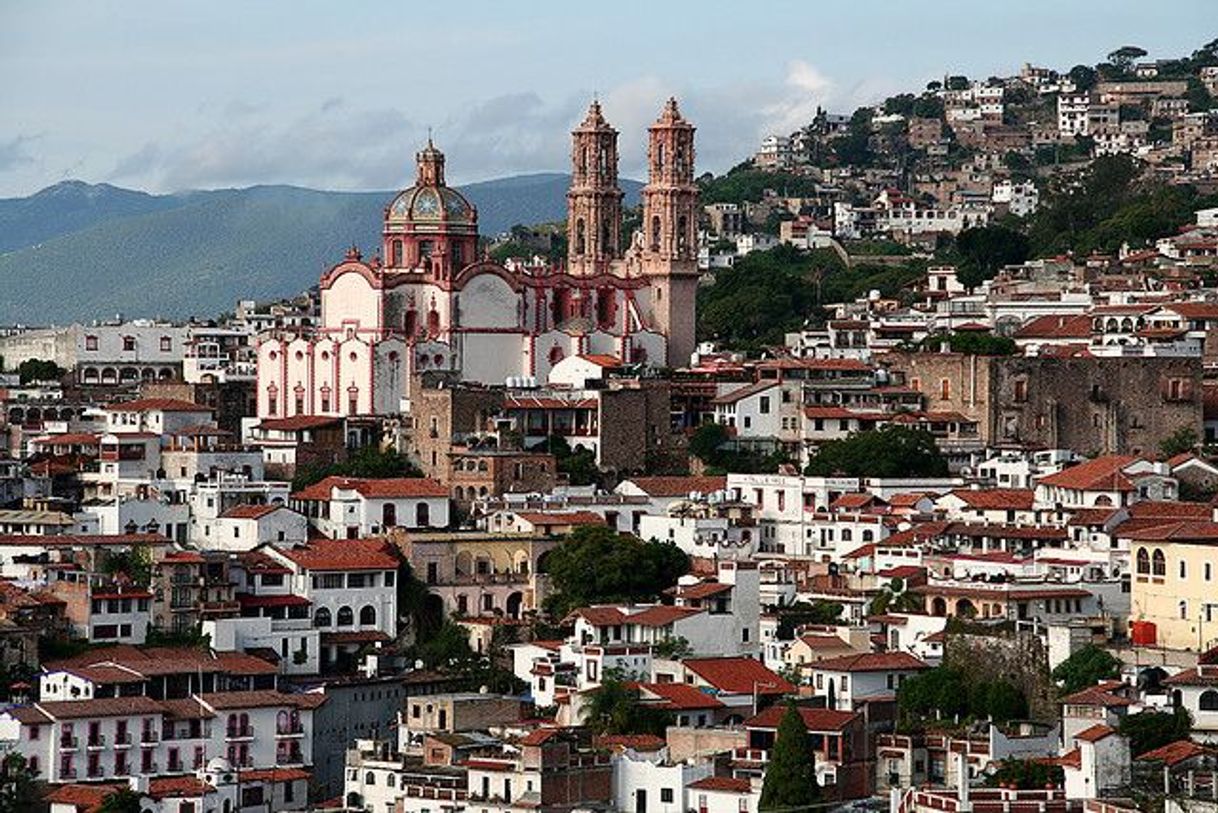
[626,605,704,627]
[578,354,623,368]
[1036,455,1142,492]
[1075,723,1117,743]
[106,397,211,413]
[146,776,215,799]
[808,652,930,673]
[637,682,725,710]
[683,657,793,695]
[44,783,127,813]
[1136,739,1216,765]
[239,767,312,783]
[744,704,858,732]
[1013,314,1092,340]
[199,690,325,711]
[1061,682,1134,707]
[687,776,752,793]
[943,488,1034,511]
[594,733,667,751]
[257,415,343,431]
[273,538,400,571]
[710,380,779,405]
[292,475,447,500]
[236,593,310,608]
[513,511,606,528]
[34,695,167,719]
[220,503,288,520]
[624,476,727,497]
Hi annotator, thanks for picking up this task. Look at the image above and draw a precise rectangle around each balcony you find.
[113,732,132,748]
[86,735,106,749]
[114,763,130,777]
[225,726,255,741]
[276,722,305,737]
[168,760,184,772]
[59,736,78,750]
[87,766,104,779]
[277,748,305,765]
[140,731,158,744]
[60,768,77,779]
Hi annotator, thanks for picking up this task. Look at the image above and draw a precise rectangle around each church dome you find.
[385,139,476,228]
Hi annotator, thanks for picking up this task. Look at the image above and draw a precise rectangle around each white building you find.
[290,475,451,538]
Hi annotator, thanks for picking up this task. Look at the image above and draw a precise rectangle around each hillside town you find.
[4,35,1218,813]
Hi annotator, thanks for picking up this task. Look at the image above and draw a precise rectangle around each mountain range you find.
[0,175,643,325]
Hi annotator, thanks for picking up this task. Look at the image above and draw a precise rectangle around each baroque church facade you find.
[256,98,698,419]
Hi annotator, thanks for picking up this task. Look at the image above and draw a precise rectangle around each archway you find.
[931,597,948,617]
[506,592,524,619]
[955,599,977,619]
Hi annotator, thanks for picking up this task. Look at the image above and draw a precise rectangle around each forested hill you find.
[0,174,642,324]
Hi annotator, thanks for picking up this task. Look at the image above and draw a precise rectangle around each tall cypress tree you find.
[759,703,821,810]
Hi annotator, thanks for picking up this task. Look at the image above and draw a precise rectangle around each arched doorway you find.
[955,599,977,619]
[931,597,948,617]
[506,592,524,620]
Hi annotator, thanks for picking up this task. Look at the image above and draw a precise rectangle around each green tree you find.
[416,620,474,667]
[542,526,689,618]
[1119,709,1193,757]
[954,225,1030,289]
[97,788,142,813]
[776,601,844,639]
[17,358,63,385]
[532,435,599,486]
[291,445,422,491]
[1108,45,1148,72]
[689,423,730,463]
[1160,426,1199,458]
[581,671,673,736]
[759,703,820,810]
[1068,65,1098,92]
[0,751,41,813]
[1051,645,1122,694]
[652,636,693,659]
[804,426,948,479]
[986,758,1064,789]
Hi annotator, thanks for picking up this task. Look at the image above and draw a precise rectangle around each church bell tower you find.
[641,98,699,366]
[566,100,624,276]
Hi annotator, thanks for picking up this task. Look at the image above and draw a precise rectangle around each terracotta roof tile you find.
[1075,723,1117,743]
[808,652,930,673]
[687,776,752,792]
[943,488,1034,511]
[272,538,400,571]
[744,704,858,732]
[637,682,725,710]
[1036,455,1142,492]
[292,475,447,501]
[1136,739,1216,765]
[683,657,793,695]
[623,476,727,497]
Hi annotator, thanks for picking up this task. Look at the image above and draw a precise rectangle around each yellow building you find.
[1130,525,1218,651]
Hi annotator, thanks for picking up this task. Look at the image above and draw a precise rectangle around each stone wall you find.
[945,629,1058,722]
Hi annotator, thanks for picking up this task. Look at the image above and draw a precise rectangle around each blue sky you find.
[0,1,1214,196]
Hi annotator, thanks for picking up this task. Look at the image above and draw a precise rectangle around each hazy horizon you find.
[2,1,1214,197]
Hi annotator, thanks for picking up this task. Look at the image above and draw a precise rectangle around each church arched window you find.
[579,147,587,176]
[403,310,417,338]
[656,143,664,173]
[427,309,441,337]
[391,240,403,267]
[575,219,586,255]
[677,215,688,255]
[650,217,661,252]
[600,218,611,256]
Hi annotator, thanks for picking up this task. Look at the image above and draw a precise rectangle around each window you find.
[1180,560,1188,579]
[160,336,172,352]
[1013,380,1027,403]
[1207,563,1213,582]
[314,608,332,627]
[1136,548,1150,574]
[337,606,354,627]
[122,336,136,352]
[359,605,377,626]
[939,378,951,401]
[312,573,344,590]
[1201,690,1218,711]
[759,396,770,415]
[1152,549,1166,577]
[1180,600,1189,620]
[85,335,98,351]
[661,789,674,804]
